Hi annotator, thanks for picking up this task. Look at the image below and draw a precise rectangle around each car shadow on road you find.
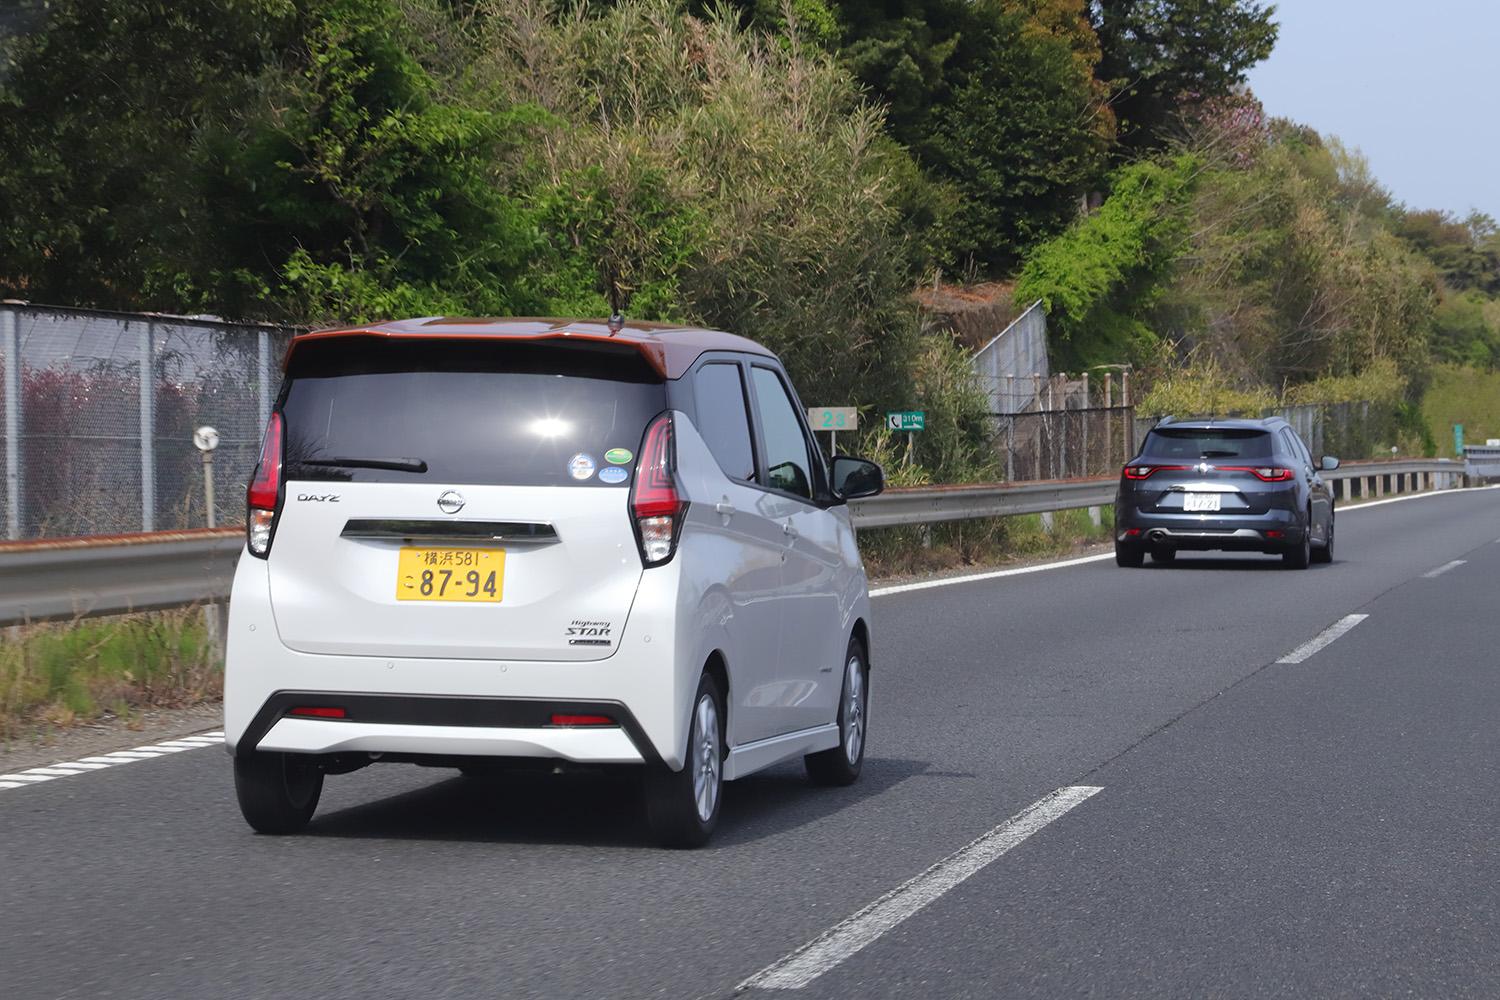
[1142,556,1334,571]
[304,755,933,850]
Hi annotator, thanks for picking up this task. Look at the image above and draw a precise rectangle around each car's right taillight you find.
[246,411,284,558]
[630,412,687,567]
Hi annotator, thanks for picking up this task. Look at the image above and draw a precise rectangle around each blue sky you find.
[1246,0,1499,222]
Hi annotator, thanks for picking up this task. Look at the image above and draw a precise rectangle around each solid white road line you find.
[1422,559,1466,579]
[870,553,1114,598]
[0,731,224,796]
[1338,483,1500,513]
[739,785,1103,991]
[1277,614,1369,664]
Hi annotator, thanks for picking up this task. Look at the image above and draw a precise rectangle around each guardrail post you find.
[1373,475,1382,498]
[1088,506,1101,528]
[139,320,156,531]
[1040,511,1055,534]
[2,304,19,540]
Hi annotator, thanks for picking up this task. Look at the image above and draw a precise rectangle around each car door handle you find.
[715,501,736,516]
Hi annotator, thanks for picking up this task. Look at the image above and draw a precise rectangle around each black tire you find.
[234,751,323,834]
[1149,547,1176,564]
[806,637,868,786]
[1312,509,1334,564]
[1283,520,1312,569]
[1115,540,1145,567]
[645,672,724,849]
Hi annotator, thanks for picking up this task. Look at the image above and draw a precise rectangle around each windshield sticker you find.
[598,466,629,485]
[604,448,633,465]
[568,453,596,481]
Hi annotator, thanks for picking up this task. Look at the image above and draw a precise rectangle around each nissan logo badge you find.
[437,490,465,515]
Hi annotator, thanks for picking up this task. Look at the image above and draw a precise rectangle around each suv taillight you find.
[246,411,284,558]
[630,412,687,566]
[1219,465,1295,482]
[1122,464,1190,480]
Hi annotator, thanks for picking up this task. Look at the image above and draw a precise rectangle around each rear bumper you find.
[1115,507,1303,551]
[224,554,703,769]
[259,719,643,763]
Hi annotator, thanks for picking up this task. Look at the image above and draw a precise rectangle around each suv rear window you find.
[280,338,666,486]
[1142,428,1274,461]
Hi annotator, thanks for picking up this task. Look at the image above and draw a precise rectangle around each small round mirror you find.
[193,426,220,453]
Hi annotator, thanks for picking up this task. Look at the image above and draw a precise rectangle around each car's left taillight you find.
[246,411,284,558]
[630,412,687,567]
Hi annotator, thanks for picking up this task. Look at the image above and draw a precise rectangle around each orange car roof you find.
[284,317,777,378]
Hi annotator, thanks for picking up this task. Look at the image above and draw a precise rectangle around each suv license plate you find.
[396,547,505,602]
[1183,493,1221,512]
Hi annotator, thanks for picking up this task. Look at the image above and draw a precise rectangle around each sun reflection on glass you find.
[529,417,571,438]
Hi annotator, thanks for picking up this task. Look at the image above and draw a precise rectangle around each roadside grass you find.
[861,506,1114,580]
[0,611,222,743]
[1422,365,1500,455]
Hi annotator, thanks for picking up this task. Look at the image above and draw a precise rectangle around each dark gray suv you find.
[1114,417,1338,569]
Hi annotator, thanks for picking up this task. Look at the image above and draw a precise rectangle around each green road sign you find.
[1455,424,1465,455]
[886,410,926,431]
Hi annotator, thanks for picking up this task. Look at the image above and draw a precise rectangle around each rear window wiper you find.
[301,457,429,473]
[1199,450,1239,458]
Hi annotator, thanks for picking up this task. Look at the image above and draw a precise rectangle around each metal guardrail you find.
[1465,445,1500,480]
[0,458,1474,627]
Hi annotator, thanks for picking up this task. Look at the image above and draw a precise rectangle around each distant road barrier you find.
[0,459,1472,627]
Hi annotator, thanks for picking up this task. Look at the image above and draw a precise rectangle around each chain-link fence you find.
[990,406,1140,481]
[0,303,298,539]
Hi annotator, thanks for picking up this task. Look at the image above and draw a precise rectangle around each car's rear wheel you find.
[806,637,868,786]
[645,673,724,848]
[1149,547,1176,564]
[1312,509,1334,564]
[1115,540,1145,567]
[234,751,323,834]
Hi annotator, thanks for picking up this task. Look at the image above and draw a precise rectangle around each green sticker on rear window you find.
[605,448,633,465]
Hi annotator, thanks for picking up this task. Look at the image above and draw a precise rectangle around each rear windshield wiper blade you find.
[301,457,429,473]
[1199,450,1239,458]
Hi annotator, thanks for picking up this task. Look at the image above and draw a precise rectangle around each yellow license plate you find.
[396,547,505,602]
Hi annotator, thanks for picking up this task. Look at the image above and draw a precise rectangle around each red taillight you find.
[1265,530,1285,539]
[549,713,616,727]
[1219,465,1294,482]
[1123,464,1190,480]
[630,412,686,566]
[289,706,346,719]
[248,411,283,509]
[246,412,284,557]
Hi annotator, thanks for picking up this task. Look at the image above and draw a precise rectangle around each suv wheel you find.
[1311,510,1334,564]
[1149,547,1176,564]
[234,751,323,834]
[645,673,724,848]
[1115,540,1145,567]
[806,637,868,786]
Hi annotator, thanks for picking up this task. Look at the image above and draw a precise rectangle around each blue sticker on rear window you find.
[598,466,629,485]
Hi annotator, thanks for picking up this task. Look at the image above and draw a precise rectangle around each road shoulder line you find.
[1276,614,1369,664]
[0,731,224,794]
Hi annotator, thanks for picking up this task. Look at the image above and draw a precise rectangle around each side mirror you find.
[831,455,884,501]
[1321,456,1340,472]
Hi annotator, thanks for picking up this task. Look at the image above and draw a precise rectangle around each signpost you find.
[192,426,223,652]
[808,406,858,455]
[886,411,925,466]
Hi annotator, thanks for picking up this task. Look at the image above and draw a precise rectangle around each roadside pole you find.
[193,426,225,657]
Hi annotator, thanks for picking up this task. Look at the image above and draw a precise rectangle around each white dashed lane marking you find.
[1422,559,1466,579]
[741,785,1104,990]
[0,731,224,794]
[1276,614,1369,665]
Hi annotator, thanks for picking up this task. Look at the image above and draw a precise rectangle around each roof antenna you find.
[604,262,625,335]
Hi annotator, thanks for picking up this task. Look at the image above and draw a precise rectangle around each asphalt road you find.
[3,488,1498,1000]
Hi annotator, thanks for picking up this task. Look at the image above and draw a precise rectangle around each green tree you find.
[1092,0,1278,149]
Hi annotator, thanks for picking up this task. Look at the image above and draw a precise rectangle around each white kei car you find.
[224,318,883,846]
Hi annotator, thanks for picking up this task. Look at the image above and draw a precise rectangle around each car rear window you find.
[280,338,666,487]
[1141,428,1274,460]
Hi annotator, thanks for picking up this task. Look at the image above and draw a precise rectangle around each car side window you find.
[750,367,814,501]
[693,362,756,481]
[1282,429,1311,468]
